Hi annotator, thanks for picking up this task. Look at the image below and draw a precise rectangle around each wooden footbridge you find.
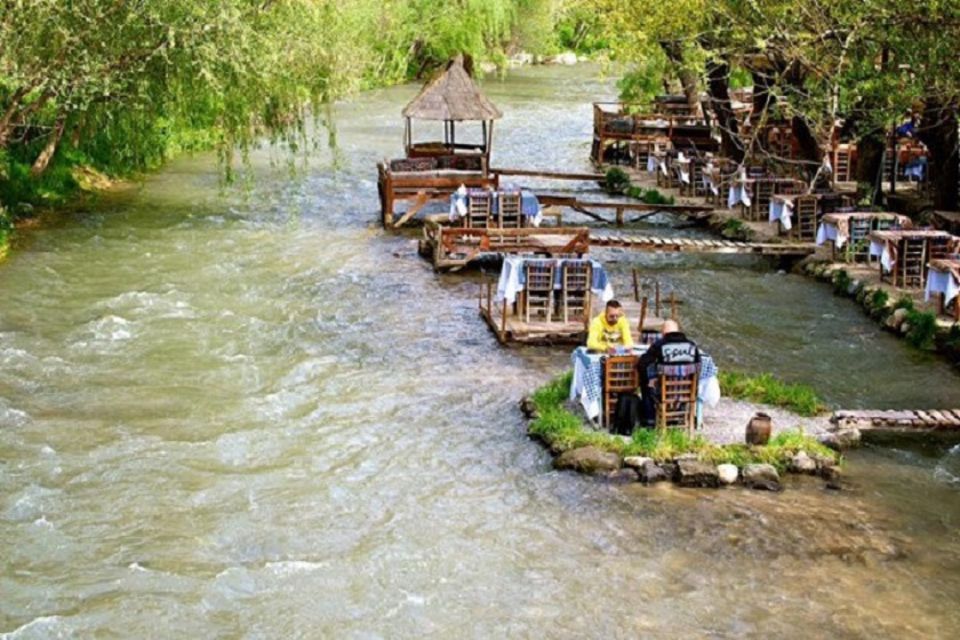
[833,409,960,431]
[590,231,817,256]
[419,217,816,270]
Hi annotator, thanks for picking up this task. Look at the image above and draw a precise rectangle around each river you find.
[2,65,960,638]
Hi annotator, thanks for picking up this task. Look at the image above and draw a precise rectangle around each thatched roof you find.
[402,56,503,122]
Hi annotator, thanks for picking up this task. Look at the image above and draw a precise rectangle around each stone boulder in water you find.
[717,464,739,485]
[743,463,782,491]
[675,460,720,488]
[554,446,622,474]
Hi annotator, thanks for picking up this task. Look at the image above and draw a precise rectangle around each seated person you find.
[586,300,634,353]
[635,319,700,424]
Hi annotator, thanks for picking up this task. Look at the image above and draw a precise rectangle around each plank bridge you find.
[589,231,817,256]
[833,409,960,431]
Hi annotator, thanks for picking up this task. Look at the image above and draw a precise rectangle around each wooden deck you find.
[537,195,714,226]
[420,219,590,270]
[479,295,666,345]
[589,231,817,256]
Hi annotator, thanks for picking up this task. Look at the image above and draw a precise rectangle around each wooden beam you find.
[393,192,430,228]
[492,167,604,181]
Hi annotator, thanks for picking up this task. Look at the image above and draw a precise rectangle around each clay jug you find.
[746,412,772,445]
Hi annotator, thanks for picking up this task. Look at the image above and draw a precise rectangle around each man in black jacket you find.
[636,320,700,426]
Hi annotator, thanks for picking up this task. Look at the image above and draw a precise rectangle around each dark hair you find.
[605,300,622,309]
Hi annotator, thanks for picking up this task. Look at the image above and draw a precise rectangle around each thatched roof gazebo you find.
[401,55,503,159]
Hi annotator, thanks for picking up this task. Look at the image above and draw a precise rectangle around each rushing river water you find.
[2,65,960,638]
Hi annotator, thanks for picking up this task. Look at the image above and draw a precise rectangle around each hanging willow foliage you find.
[0,0,585,206]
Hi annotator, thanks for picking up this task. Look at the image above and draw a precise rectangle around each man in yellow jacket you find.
[587,300,634,353]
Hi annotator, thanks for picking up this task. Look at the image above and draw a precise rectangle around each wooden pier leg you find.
[584,289,592,333]
[655,282,661,318]
[670,292,677,320]
[500,297,508,343]
[616,206,624,227]
[632,269,640,302]
[638,296,648,334]
[487,281,492,317]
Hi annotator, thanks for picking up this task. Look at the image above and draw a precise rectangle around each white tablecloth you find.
[769,198,795,231]
[816,222,842,248]
[703,175,718,196]
[926,266,960,305]
[496,257,614,304]
[869,240,893,271]
[728,184,751,209]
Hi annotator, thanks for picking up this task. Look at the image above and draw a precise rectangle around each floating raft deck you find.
[833,409,960,431]
[479,294,668,345]
[420,218,591,270]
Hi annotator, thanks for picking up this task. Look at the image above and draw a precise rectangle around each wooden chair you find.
[498,192,522,229]
[684,158,707,197]
[655,363,699,435]
[560,260,592,324]
[792,195,819,242]
[847,217,872,262]
[900,237,927,288]
[602,355,639,431]
[523,260,555,323]
[833,145,852,182]
[752,179,775,221]
[466,191,492,228]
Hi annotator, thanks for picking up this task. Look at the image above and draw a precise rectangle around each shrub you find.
[870,288,889,310]
[905,309,937,350]
[604,167,631,194]
[893,295,915,312]
[832,269,852,295]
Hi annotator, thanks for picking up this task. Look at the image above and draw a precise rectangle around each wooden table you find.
[869,229,957,288]
[817,212,911,262]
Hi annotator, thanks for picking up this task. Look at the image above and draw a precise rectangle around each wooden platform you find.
[537,195,714,226]
[420,219,590,270]
[833,409,960,431]
[589,231,817,256]
[479,296,664,345]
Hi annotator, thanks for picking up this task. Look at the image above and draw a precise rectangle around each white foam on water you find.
[0,616,71,639]
[88,315,133,341]
[934,444,960,485]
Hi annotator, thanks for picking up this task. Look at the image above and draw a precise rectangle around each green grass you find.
[718,371,827,417]
[527,373,839,471]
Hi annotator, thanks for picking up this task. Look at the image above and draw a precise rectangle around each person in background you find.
[586,300,634,353]
[896,112,918,138]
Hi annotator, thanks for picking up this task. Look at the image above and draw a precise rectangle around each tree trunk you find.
[854,128,886,204]
[918,99,959,211]
[660,41,700,114]
[30,116,67,176]
[705,59,743,162]
[0,86,30,148]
